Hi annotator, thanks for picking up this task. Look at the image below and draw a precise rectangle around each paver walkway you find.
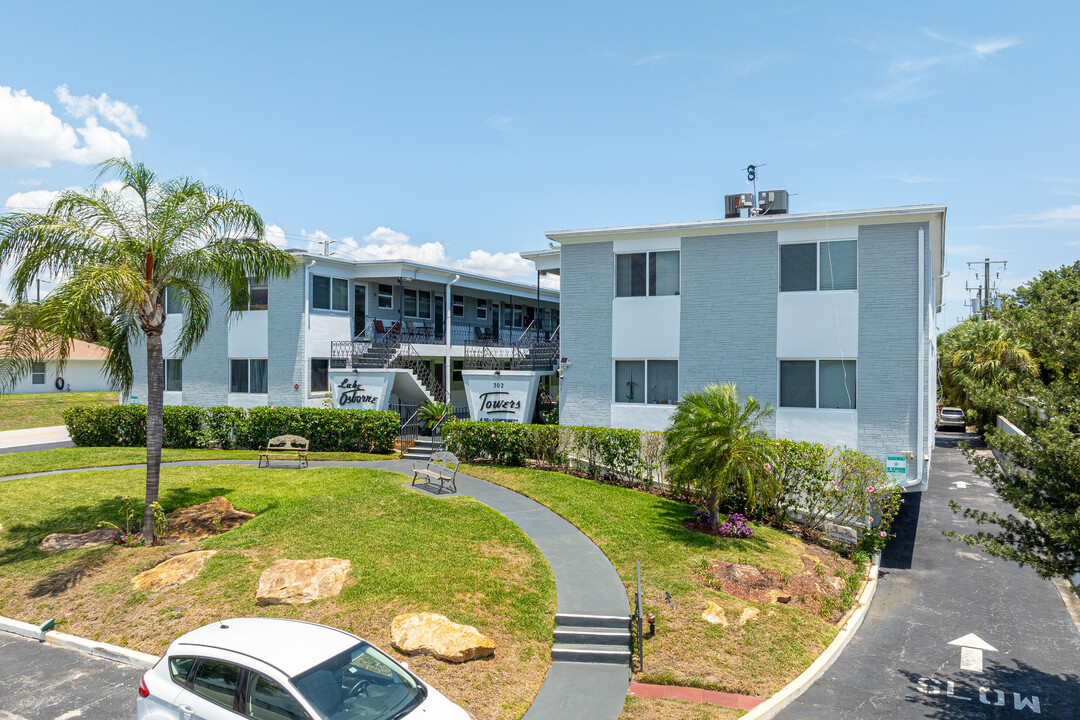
[0,457,632,720]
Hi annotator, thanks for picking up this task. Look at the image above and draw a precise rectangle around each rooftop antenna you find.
[745,164,765,211]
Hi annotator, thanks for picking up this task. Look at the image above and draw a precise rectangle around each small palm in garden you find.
[664,382,778,529]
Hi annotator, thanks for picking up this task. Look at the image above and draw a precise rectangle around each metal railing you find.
[390,343,448,401]
[391,403,420,455]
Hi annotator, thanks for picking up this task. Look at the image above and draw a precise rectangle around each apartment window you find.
[452,296,464,317]
[513,304,523,328]
[615,360,679,404]
[452,359,463,383]
[780,241,857,292]
[616,251,679,297]
[378,283,393,309]
[232,278,269,311]
[165,287,184,315]
[476,299,488,319]
[313,276,348,311]
[231,359,268,394]
[780,360,856,409]
[403,288,432,319]
[165,359,183,392]
[31,361,45,385]
[310,358,329,393]
[502,303,512,327]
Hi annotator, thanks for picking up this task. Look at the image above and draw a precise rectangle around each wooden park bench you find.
[411,451,460,495]
[258,435,309,469]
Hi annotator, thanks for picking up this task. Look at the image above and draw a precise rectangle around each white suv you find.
[137,618,471,720]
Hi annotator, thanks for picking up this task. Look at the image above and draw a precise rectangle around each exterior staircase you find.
[551,613,632,665]
[402,435,439,461]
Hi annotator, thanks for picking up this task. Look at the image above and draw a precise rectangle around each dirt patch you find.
[696,548,858,623]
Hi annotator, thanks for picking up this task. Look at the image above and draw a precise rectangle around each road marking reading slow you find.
[916,679,1041,713]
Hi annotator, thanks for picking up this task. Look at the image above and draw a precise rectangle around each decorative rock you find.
[719,562,769,587]
[132,550,217,592]
[162,497,254,543]
[256,558,351,606]
[702,601,728,626]
[826,576,846,591]
[390,612,496,663]
[737,607,760,626]
[767,590,792,604]
[39,527,115,552]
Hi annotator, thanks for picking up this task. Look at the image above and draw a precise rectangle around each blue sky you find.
[2,1,1078,326]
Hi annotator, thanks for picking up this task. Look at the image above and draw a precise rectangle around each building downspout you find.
[445,274,459,402]
[917,228,926,488]
[303,258,317,405]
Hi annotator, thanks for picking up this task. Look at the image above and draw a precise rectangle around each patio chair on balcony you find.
[375,319,387,337]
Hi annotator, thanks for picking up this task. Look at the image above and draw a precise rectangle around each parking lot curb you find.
[737,552,882,720]
[0,615,159,669]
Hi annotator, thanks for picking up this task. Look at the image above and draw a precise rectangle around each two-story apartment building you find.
[127,250,560,420]
[532,204,946,491]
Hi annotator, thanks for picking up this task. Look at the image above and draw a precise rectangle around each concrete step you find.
[551,643,631,665]
[554,612,630,630]
[553,626,630,646]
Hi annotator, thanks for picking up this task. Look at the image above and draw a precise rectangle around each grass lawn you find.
[0,391,116,431]
[0,447,399,477]
[0,465,555,720]
[463,464,851,698]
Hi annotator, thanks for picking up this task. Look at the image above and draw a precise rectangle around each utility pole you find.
[965,258,1007,320]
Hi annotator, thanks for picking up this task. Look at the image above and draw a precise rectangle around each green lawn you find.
[0,391,116,431]
[0,465,555,720]
[463,464,845,697]
[0,447,399,477]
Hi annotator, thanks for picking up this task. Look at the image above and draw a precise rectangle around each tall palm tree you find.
[664,383,778,528]
[0,158,295,538]
[938,318,1038,411]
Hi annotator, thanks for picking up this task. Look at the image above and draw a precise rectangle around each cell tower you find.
[965,257,1007,321]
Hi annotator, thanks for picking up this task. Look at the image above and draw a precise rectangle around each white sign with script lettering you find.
[328,371,392,411]
[462,370,541,423]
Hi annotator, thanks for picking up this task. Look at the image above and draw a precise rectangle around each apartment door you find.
[491,302,500,340]
[434,295,444,340]
[354,285,366,337]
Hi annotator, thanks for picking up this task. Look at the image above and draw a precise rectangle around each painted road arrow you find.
[951,481,969,489]
[948,633,998,672]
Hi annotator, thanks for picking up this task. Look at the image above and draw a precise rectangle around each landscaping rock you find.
[256,558,351,605]
[390,612,496,663]
[767,590,792,604]
[721,562,768,587]
[702,601,728,625]
[826,576,845,591]
[161,497,254,543]
[38,527,115,552]
[737,607,760,626]
[132,550,217,592]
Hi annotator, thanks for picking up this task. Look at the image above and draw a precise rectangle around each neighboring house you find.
[529,202,946,491]
[126,252,561,421]
[0,326,115,394]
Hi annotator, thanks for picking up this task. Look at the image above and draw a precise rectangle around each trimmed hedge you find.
[63,404,399,453]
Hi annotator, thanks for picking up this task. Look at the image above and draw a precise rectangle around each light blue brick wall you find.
[268,273,305,407]
[559,241,613,427]
[679,231,778,433]
[177,287,230,407]
[857,221,930,465]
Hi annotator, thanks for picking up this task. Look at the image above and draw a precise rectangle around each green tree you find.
[0,158,294,539]
[663,383,778,527]
[937,318,1037,421]
[947,263,1080,583]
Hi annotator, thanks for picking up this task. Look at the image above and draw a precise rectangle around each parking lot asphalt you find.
[776,432,1080,719]
[0,631,142,720]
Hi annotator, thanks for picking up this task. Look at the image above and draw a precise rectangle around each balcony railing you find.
[347,321,557,348]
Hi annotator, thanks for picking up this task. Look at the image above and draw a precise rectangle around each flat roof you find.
[545,204,947,241]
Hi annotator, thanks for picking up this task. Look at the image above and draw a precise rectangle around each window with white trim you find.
[452,295,464,317]
[403,288,432,319]
[614,360,679,404]
[310,358,329,393]
[476,299,488,319]
[165,287,184,315]
[231,278,269,311]
[312,276,348,311]
[616,251,680,297]
[31,361,45,385]
[779,359,856,409]
[230,359,268,394]
[165,359,183,392]
[780,240,857,292]
[377,283,393,309]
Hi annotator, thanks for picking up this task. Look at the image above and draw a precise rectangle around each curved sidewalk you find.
[1,458,632,720]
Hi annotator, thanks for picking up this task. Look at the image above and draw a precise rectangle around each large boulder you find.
[132,550,217,592]
[162,497,254,543]
[702,601,728,626]
[390,612,496,663]
[39,527,115,552]
[256,558,352,606]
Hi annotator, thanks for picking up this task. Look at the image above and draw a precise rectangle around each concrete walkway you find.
[1,457,632,720]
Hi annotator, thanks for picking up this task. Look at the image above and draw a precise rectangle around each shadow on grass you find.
[27,545,112,597]
[652,497,773,554]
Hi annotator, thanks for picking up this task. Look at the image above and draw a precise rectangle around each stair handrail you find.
[391,342,448,401]
[399,406,420,455]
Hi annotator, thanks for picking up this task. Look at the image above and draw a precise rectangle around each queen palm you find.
[0,158,294,538]
[664,383,778,528]
[938,318,1037,410]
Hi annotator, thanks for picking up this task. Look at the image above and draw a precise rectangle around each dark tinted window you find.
[780,243,817,292]
[231,359,249,393]
[169,656,196,684]
[247,673,308,720]
[311,359,329,393]
[312,276,331,309]
[616,253,647,297]
[191,659,241,709]
[780,360,816,407]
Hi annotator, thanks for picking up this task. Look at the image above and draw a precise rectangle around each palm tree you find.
[663,383,778,528]
[938,319,1038,414]
[0,158,295,539]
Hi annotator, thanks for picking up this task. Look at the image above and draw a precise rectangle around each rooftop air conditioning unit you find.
[724,193,755,218]
[757,190,789,215]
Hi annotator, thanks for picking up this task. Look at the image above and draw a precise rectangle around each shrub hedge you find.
[63,404,399,453]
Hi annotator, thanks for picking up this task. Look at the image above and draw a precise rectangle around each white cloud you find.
[485,114,517,131]
[878,173,940,184]
[0,86,133,168]
[18,178,44,186]
[4,188,65,213]
[55,85,148,138]
[264,224,288,249]
[967,204,1080,230]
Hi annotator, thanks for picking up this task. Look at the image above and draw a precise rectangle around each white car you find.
[137,618,472,720]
